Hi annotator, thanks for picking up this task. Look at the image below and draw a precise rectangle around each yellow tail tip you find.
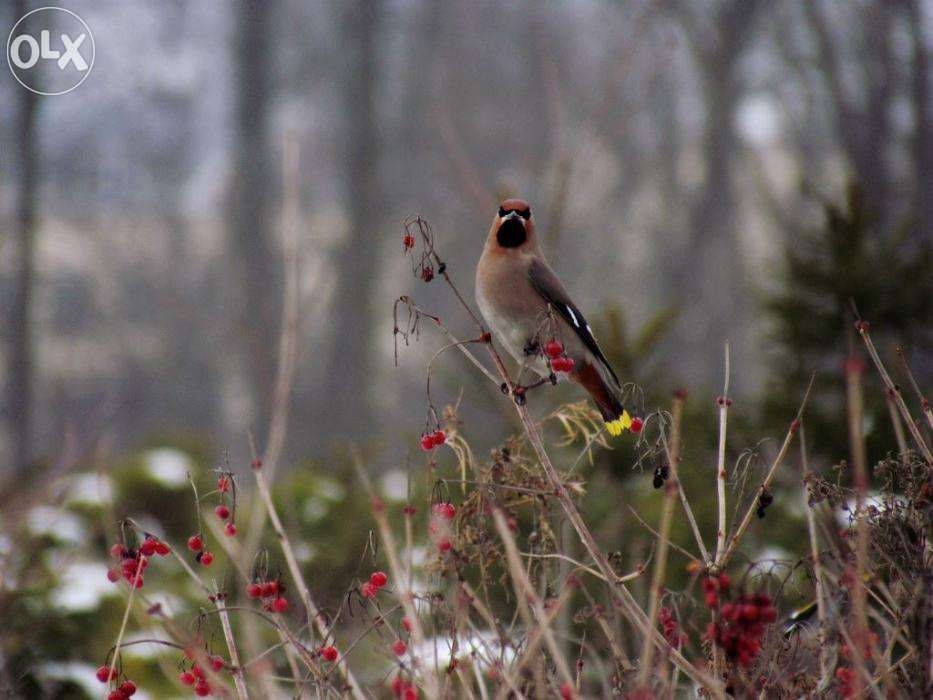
[605,410,632,437]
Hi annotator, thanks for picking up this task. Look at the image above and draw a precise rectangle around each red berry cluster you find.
[214,503,237,537]
[706,588,778,668]
[544,340,575,373]
[420,428,446,451]
[390,675,419,699]
[659,607,685,649]
[247,579,288,612]
[835,667,856,698]
[361,570,388,598]
[107,537,169,588]
[700,572,731,609]
[429,502,456,552]
[178,657,222,696]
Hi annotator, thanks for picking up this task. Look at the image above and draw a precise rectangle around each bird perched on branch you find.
[475,198,631,435]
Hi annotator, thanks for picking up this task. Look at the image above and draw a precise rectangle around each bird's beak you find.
[500,211,522,225]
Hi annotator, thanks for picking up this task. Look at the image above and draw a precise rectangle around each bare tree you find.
[5,0,40,477]
[228,0,279,435]
[314,0,383,440]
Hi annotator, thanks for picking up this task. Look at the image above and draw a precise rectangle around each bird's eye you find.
[519,208,531,220]
[498,206,507,217]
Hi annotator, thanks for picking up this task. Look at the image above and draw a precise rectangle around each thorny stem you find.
[799,424,830,684]
[856,323,932,463]
[637,393,684,689]
[248,433,367,700]
[715,341,730,564]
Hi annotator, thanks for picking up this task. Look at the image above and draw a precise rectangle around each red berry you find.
[544,340,563,358]
[187,535,203,552]
[392,640,407,656]
[119,680,137,696]
[247,583,262,598]
[321,645,338,662]
[139,539,157,556]
[432,502,456,520]
[224,522,237,537]
[179,671,196,686]
[361,582,377,598]
[272,596,289,613]
[420,433,434,451]
[154,540,170,556]
[194,681,211,697]
[214,504,230,520]
[96,666,115,683]
[217,475,231,492]
[262,580,279,597]
[108,691,125,700]
[200,551,214,566]
[107,568,120,583]
[403,233,415,251]
[551,356,575,373]
[402,617,412,632]
[403,688,418,700]
[431,429,446,446]
[109,544,126,559]
[370,571,388,588]
[437,537,452,552]
[132,575,144,588]
[629,416,644,434]
[191,664,204,679]
[210,655,224,671]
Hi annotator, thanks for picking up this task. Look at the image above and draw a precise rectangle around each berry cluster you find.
[107,537,170,588]
[360,570,388,598]
[701,572,732,609]
[706,589,778,668]
[95,668,138,700]
[246,579,288,612]
[544,340,575,373]
[756,489,774,519]
[429,502,456,552]
[659,607,685,649]
[214,503,237,537]
[420,429,446,451]
[390,675,419,699]
[835,667,856,698]
[178,657,223,696]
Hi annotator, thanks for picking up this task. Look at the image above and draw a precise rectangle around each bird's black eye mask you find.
[497,215,528,248]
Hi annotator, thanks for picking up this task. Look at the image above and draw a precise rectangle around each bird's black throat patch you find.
[497,218,527,248]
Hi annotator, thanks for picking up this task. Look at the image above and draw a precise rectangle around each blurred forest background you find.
[1,0,932,696]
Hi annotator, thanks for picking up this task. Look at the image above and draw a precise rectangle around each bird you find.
[475,198,631,435]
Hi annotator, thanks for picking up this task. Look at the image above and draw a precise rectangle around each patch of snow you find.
[144,448,193,487]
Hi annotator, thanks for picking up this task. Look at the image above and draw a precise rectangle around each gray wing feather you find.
[528,258,621,387]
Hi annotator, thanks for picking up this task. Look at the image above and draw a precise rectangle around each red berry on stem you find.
[217,475,230,492]
[272,596,289,613]
[437,537,452,552]
[420,434,434,451]
[224,522,237,537]
[214,504,230,520]
[392,640,407,656]
[194,681,211,697]
[544,340,564,358]
[119,680,137,696]
[110,543,126,558]
[96,666,115,683]
[262,580,279,597]
[200,551,214,566]
[361,582,377,598]
[210,655,224,671]
[107,691,125,700]
[107,568,120,583]
[630,416,644,434]
[370,571,388,588]
[431,429,446,446]
[187,535,203,552]
[154,540,170,556]
[402,617,412,633]
[247,582,262,598]
[139,539,157,556]
[321,646,338,662]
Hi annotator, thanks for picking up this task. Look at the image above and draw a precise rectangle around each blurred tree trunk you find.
[907,0,933,241]
[315,0,382,440]
[670,0,762,382]
[228,0,278,436]
[6,0,40,476]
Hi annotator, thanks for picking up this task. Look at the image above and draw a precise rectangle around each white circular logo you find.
[7,6,95,96]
